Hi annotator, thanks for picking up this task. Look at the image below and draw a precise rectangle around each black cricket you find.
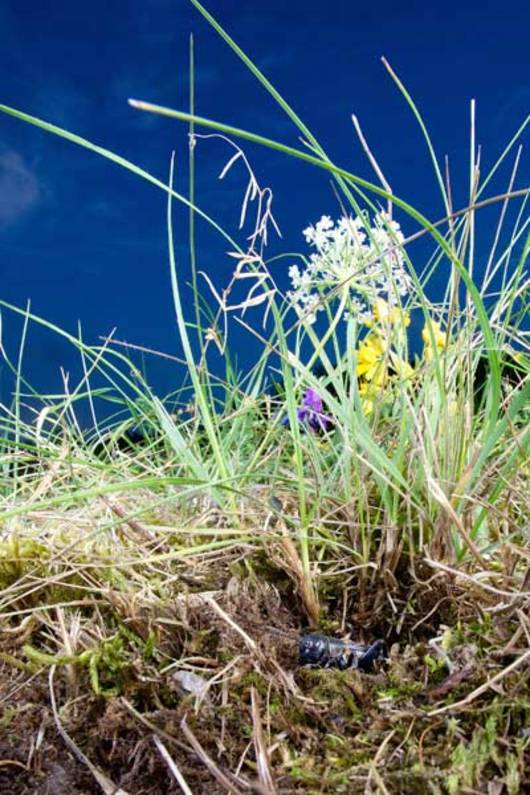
[299,633,385,672]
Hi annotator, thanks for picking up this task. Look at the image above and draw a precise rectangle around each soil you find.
[1,572,528,794]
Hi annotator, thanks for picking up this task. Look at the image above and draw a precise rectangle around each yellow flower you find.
[390,353,414,380]
[372,298,410,328]
[422,320,446,361]
[358,380,375,415]
[356,335,387,383]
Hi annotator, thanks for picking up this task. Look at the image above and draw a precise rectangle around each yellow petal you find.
[422,320,446,351]
[373,298,410,327]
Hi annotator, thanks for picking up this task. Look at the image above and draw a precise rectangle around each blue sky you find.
[0,0,529,411]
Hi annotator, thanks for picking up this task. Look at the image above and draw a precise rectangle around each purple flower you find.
[283,387,334,433]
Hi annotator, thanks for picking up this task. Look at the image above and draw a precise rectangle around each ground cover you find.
[1,2,529,792]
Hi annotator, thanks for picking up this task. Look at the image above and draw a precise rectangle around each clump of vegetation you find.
[0,0,529,792]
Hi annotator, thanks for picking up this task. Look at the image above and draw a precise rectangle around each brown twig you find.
[426,663,475,702]
[427,649,530,716]
[49,666,130,795]
[100,496,156,542]
[180,717,245,794]
[251,686,277,794]
[152,735,194,795]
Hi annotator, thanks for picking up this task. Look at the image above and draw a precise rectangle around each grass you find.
[1,1,529,793]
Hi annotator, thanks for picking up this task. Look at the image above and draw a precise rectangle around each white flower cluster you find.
[287,212,411,324]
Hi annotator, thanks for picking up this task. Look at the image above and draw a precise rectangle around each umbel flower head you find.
[287,212,411,324]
